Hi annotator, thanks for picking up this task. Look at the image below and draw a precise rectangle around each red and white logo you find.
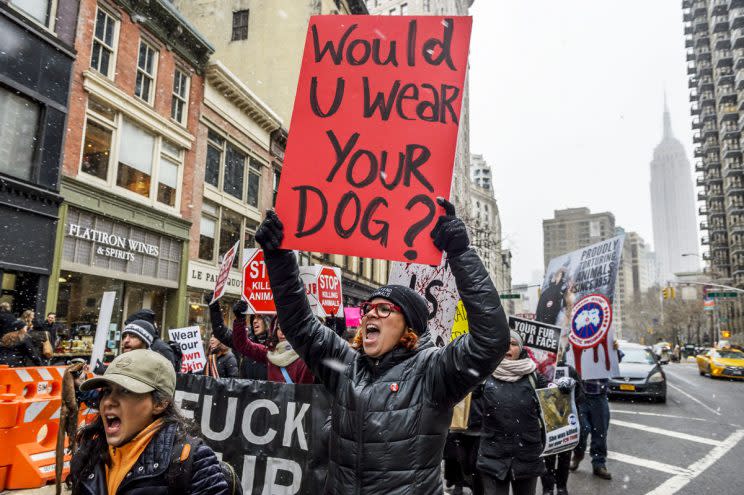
[318,266,342,317]
[569,294,612,349]
[242,249,276,314]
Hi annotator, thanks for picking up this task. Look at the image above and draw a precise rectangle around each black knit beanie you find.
[366,285,429,335]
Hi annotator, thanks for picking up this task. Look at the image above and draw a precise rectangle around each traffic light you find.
[722,330,731,339]
[662,287,676,300]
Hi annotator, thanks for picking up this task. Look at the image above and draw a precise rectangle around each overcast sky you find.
[468,0,698,284]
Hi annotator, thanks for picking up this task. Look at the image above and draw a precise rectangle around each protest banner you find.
[450,300,468,342]
[275,16,473,264]
[174,374,331,494]
[211,240,240,305]
[389,259,459,346]
[536,387,580,456]
[169,326,207,373]
[243,249,276,314]
[537,235,625,380]
[509,316,562,382]
[344,306,362,328]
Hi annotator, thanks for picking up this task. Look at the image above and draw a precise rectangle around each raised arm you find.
[255,211,356,391]
[207,297,233,347]
[231,316,269,363]
[426,199,509,407]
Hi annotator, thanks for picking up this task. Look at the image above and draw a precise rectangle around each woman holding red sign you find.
[254,198,510,494]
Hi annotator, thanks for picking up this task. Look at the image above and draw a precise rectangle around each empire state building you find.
[650,102,700,283]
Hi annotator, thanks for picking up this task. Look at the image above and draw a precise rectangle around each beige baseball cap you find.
[81,349,176,397]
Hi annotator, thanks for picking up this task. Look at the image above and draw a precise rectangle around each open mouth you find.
[104,414,122,435]
[364,324,381,345]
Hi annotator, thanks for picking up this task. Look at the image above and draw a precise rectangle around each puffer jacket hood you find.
[263,247,510,495]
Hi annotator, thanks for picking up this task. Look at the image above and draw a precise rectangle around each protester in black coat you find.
[207,298,268,380]
[70,350,233,495]
[541,360,584,495]
[206,336,240,378]
[475,331,548,495]
[123,310,179,372]
[254,199,510,495]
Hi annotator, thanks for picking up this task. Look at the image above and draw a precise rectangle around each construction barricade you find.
[0,365,96,490]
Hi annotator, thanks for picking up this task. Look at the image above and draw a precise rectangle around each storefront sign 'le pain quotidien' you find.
[66,223,159,262]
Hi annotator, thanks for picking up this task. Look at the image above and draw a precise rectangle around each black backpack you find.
[169,435,242,495]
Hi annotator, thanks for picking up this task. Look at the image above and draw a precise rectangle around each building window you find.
[117,119,154,197]
[220,209,242,268]
[231,10,249,41]
[272,168,281,206]
[171,69,190,125]
[10,0,51,25]
[135,41,158,104]
[81,120,112,180]
[247,159,261,208]
[158,141,181,207]
[358,258,365,276]
[400,3,408,15]
[199,213,216,261]
[204,127,264,209]
[91,7,117,78]
[79,102,183,210]
[423,0,430,11]
[205,130,224,187]
[0,87,39,182]
[223,144,245,200]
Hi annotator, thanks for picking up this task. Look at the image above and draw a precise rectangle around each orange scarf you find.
[106,418,164,495]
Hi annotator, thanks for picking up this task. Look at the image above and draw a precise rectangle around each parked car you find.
[609,343,666,402]
[696,348,744,379]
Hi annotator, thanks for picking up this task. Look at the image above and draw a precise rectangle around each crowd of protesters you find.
[0,203,620,495]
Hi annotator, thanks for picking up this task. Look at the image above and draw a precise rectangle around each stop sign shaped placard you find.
[318,266,342,317]
[242,249,276,313]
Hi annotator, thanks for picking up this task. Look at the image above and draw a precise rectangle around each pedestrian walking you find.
[69,349,235,494]
[208,297,268,380]
[41,312,63,348]
[475,331,548,495]
[205,336,240,378]
[253,198,510,494]
[0,316,43,367]
[540,359,584,495]
[569,342,623,480]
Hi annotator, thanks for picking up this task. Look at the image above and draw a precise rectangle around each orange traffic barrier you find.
[0,365,96,490]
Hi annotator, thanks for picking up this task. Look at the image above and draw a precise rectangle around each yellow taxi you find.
[696,347,744,379]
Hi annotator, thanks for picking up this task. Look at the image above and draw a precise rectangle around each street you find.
[563,360,744,495]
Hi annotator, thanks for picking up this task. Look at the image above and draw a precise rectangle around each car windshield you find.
[713,350,744,359]
[621,347,656,364]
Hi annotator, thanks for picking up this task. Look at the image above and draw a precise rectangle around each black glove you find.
[204,291,215,306]
[430,197,469,256]
[232,300,248,319]
[255,210,285,252]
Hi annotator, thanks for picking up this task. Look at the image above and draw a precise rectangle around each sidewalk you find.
[1,486,65,495]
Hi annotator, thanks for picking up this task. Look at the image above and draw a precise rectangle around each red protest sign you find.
[318,266,343,317]
[242,249,276,313]
[211,240,239,305]
[275,16,472,264]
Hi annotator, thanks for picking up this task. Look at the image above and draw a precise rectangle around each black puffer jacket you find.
[73,422,231,495]
[476,372,548,481]
[0,331,42,367]
[264,248,509,495]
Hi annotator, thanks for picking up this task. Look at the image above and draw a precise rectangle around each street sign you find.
[242,249,276,313]
[706,291,738,298]
[318,266,343,317]
[500,294,522,300]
